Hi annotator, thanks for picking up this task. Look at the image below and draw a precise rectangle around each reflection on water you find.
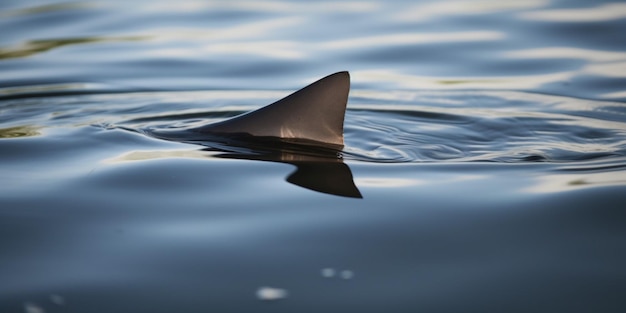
[105,144,362,198]
[0,2,91,18]
[103,149,217,163]
[1,0,625,100]
[393,0,549,21]
[524,159,626,193]
[520,3,626,22]
[526,170,626,193]
[0,125,40,138]
[320,31,504,50]
[0,36,148,60]
[0,83,109,99]
[219,151,362,198]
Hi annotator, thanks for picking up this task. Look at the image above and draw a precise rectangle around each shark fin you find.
[195,71,350,147]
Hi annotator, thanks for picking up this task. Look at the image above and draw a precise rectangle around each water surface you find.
[1,1,626,312]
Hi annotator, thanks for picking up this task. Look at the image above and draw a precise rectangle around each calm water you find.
[1,1,626,312]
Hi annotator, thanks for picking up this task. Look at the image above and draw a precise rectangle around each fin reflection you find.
[215,148,362,198]
[105,145,362,198]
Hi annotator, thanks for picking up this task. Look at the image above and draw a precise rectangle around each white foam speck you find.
[256,286,288,301]
[23,302,44,313]
[321,268,335,278]
[340,270,354,279]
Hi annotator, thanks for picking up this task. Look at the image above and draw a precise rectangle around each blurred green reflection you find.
[0,36,148,60]
[0,125,40,138]
[0,2,90,18]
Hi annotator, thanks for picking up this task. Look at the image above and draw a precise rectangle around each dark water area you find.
[1,1,626,312]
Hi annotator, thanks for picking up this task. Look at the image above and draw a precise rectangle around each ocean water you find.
[1,1,626,312]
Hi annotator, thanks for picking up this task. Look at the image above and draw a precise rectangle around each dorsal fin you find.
[196,71,350,147]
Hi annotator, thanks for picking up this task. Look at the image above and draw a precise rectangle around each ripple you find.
[2,87,624,164]
[341,96,626,163]
[102,90,626,164]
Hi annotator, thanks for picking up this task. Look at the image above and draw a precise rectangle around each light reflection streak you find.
[200,41,303,59]
[355,178,422,188]
[582,62,626,78]
[524,170,626,193]
[0,83,98,96]
[601,91,626,99]
[148,17,304,42]
[395,0,548,22]
[355,174,486,188]
[506,48,626,79]
[548,120,626,139]
[320,31,504,50]
[149,30,504,60]
[520,3,626,22]
[352,69,573,90]
[144,1,379,14]
[505,47,626,63]
[103,149,217,163]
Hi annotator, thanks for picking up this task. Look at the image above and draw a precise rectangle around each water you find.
[1,1,626,312]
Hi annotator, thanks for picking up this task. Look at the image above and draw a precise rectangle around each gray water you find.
[1,1,626,312]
